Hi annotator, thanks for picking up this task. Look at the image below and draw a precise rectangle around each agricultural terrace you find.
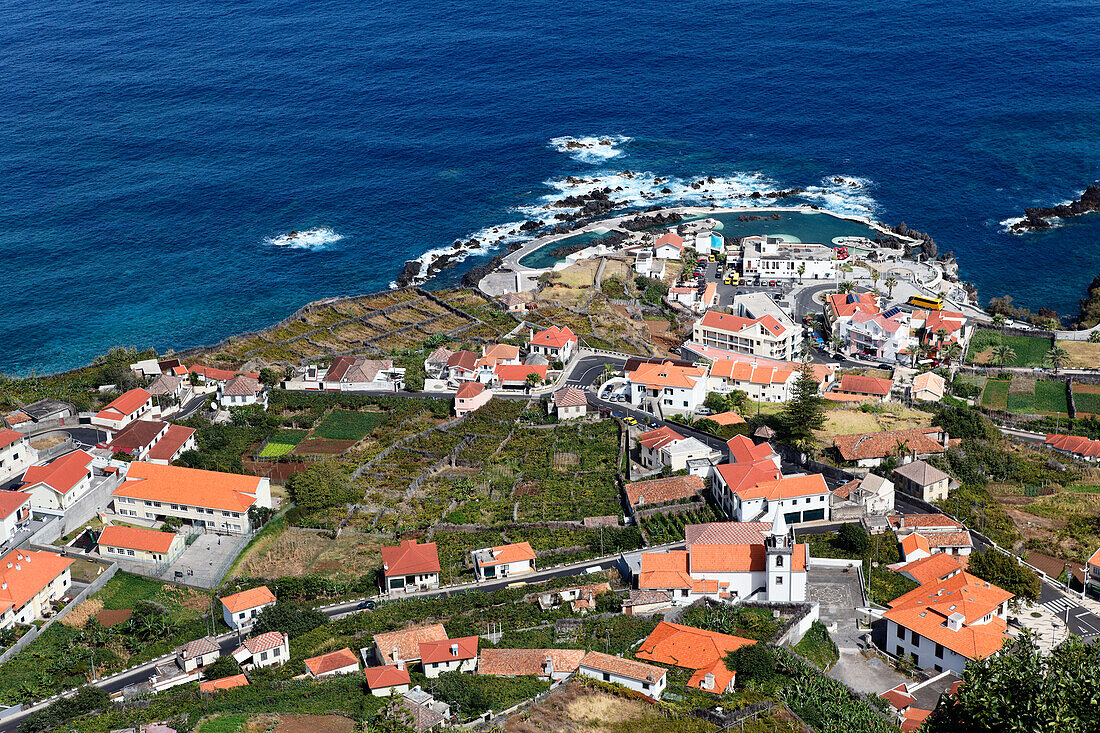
[967,328,1053,367]
[1072,383,1100,416]
[979,376,1070,416]
[638,504,724,544]
[813,402,934,442]
[1056,340,1100,370]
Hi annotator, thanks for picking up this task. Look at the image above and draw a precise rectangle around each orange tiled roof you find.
[1088,547,1100,570]
[637,426,685,450]
[689,659,736,694]
[580,651,665,684]
[0,549,73,616]
[237,631,286,655]
[374,624,448,665]
[477,542,535,567]
[629,361,706,389]
[494,364,548,382]
[146,425,196,462]
[98,525,177,554]
[895,554,963,586]
[1046,433,1100,459]
[96,388,151,420]
[623,475,704,507]
[656,232,685,249]
[833,427,946,462]
[455,381,485,400]
[115,461,264,512]
[221,585,276,613]
[638,551,693,590]
[828,292,879,319]
[477,648,586,677]
[364,664,411,689]
[901,533,930,557]
[381,539,440,577]
[199,674,249,693]
[726,435,776,465]
[419,635,479,664]
[837,374,893,396]
[551,386,587,408]
[714,462,783,496]
[0,430,23,450]
[708,411,746,426]
[304,647,358,676]
[0,491,29,519]
[21,450,94,495]
[732,473,829,502]
[530,326,577,349]
[636,621,755,671]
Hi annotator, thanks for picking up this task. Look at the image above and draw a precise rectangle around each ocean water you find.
[1,0,1098,374]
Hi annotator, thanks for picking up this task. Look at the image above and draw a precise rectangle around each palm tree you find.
[990,345,1016,367]
[992,313,1006,328]
[884,275,898,299]
[1045,346,1070,374]
[837,281,855,294]
[831,335,845,355]
[870,269,881,288]
[797,263,806,284]
[942,342,963,366]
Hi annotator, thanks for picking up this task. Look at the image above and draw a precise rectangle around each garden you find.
[638,504,725,544]
[967,329,1053,367]
[980,377,1069,416]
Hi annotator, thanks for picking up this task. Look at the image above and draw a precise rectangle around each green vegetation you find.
[779,364,827,451]
[286,461,358,512]
[968,329,1053,367]
[638,504,724,544]
[424,670,549,719]
[680,603,784,642]
[967,547,1040,602]
[195,714,248,733]
[257,428,308,457]
[980,379,1009,410]
[792,621,840,671]
[313,408,390,440]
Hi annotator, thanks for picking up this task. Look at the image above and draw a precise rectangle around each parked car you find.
[624,416,638,426]
[357,599,377,610]
[695,407,713,416]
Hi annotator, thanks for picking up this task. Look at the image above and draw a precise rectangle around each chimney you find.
[450,643,459,657]
[544,657,554,677]
[703,672,715,690]
[947,612,964,632]
[392,647,401,669]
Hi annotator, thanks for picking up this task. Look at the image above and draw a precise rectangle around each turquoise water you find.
[518,230,611,269]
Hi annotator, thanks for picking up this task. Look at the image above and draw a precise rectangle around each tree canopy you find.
[286,461,357,512]
[966,548,1040,602]
[779,364,826,450]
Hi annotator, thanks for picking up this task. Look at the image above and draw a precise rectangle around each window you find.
[127,549,135,556]
[776,555,784,568]
[911,629,919,644]
[775,577,783,585]
[602,672,611,682]
[896,625,904,639]
[935,644,944,659]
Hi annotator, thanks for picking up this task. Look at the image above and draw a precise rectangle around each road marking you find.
[1041,597,1077,614]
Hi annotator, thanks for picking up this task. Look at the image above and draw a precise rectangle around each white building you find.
[303,648,360,678]
[0,430,36,484]
[577,651,667,700]
[419,636,479,678]
[381,539,440,594]
[0,492,31,548]
[528,326,578,364]
[740,235,837,282]
[627,361,708,417]
[635,426,721,473]
[91,388,154,430]
[365,665,412,696]
[694,230,724,256]
[220,585,277,630]
[0,549,73,629]
[321,357,406,392]
[838,312,914,363]
[653,232,685,260]
[232,631,289,670]
[714,466,831,525]
[20,449,96,513]
[692,305,801,362]
[550,386,588,420]
[218,375,267,409]
[470,542,536,581]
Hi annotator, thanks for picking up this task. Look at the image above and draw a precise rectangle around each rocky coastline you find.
[1009,184,1100,233]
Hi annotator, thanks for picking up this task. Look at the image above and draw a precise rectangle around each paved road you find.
[564,355,627,389]
[1038,582,1100,641]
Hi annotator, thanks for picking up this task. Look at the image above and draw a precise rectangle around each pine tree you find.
[780,363,826,451]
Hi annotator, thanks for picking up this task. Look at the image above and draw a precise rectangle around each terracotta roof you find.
[96,388,151,420]
[580,651,666,684]
[890,514,964,532]
[833,427,947,461]
[220,585,276,613]
[98,525,177,554]
[115,461,265,512]
[0,491,29,519]
[708,411,746,426]
[850,311,905,334]
[1088,547,1100,570]
[107,420,167,453]
[625,589,673,607]
[148,374,184,397]
[689,659,736,694]
[477,542,536,567]
[551,386,587,408]
[628,361,706,389]
[636,621,755,671]
[896,554,963,586]
[483,343,521,362]
[530,326,577,349]
[656,232,685,249]
[146,425,196,462]
[901,533,930,558]
[381,539,440,577]
[223,375,262,396]
[727,435,777,465]
[4,413,31,427]
[685,522,770,545]
[623,475,704,507]
[893,460,950,486]
[637,426,684,450]
[827,292,879,319]
[1045,433,1100,459]
[374,624,449,665]
[0,430,24,450]
[364,664,411,689]
[325,357,394,384]
[181,636,220,658]
[837,374,893,396]
[0,549,74,616]
[477,648,586,677]
[879,683,916,711]
[915,531,973,550]
[494,364,548,383]
[426,346,454,364]
[419,635,479,664]
[447,350,478,371]
[714,462,783,497]
[455,382,485,400]
[912,372,946,399]
[21,450,94,495]
[304,647,358,676]
[200,674,249,693]
[831,479,860,500]
[236,631,286,656]
[900,707,934,732]
[638,551,693,590]
[731,473,829,502]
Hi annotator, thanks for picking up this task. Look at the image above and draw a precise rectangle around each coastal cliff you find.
[1010,184,1100,233]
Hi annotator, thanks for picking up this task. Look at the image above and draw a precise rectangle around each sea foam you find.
[264,227,344,249]
[549,135,633,164]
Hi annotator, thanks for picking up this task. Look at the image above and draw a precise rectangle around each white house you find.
[825,291,880,334]
[0,492,31,548]
[91,388,154,430]
[838,312,913,363]
[365,665,412,696]
[634,248,666,279]
[627,361,708,417]
[653,232,685,260]
[0,549,74,629]
[694,230,724,256]
[577,651,667,699]
[419,636,479,678]
[528,326,578,364]
[303,647,360,678]
[714,467,831,525]
[692,307,800,362]
[218,375,267,409]
[477,648,586,680]
[381,539,440,594]
[471,542,536,581]
[740,235,837,282]
[19,449,96,513]
[893,460,953,503]
[831,473,895,516]
[0,430,36,484]
[220,585,277,630]
[98,525,185,565]
[175,636,221,673]
[322,357,405,392]
[232,631,289,671]
[550,386,588,420]
[635,426,721,473]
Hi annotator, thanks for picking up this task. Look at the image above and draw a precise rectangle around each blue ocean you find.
[2,0,1098,374]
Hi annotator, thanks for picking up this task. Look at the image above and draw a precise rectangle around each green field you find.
[196,714,247,733]
[96,572,205,623]
[968,329,1053,367]
[313,409,390,440]
[1034,380,1070,414]
[981,379,1009,410]
[1073,390,1100,416]
[258,429,308,457]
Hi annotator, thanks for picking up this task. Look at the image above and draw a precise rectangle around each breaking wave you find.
[549,135,633,164]
[264,227,344,249]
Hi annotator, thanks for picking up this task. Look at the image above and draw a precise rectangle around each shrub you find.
[725,644,777,686]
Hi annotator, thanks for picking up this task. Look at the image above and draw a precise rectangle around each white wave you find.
[549,135,633,164]
[999,216,1025,233]
[800,176,878,217]
[405,220,530,285]
[264,227,344,249]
